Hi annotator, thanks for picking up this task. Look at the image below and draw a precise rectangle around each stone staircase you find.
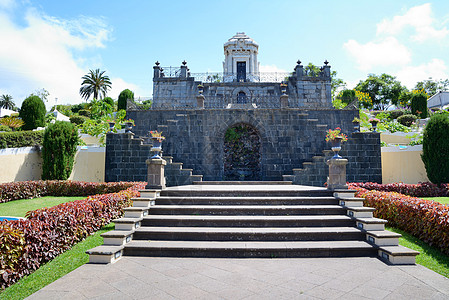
[87,182,418,265]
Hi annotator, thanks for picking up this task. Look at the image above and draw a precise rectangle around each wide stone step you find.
[160,186,333,197]
[149,205,346,216]
[123,240,377,258]
[155,196,339,205]
[141,215,355,227]
[193,181,292,185]
[132,226,365,241]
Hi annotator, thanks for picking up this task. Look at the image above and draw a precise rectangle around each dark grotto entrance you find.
[223,123,261,181]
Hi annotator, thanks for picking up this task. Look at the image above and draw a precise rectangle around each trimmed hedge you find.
[0,180,136,203]
[397,114,417,127]
[349,185,449,257]
[0,130,44,149]
[350,181,449,197]
[0,181,145,289]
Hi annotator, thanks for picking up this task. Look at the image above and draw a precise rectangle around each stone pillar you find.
[180,61,187,78]
[326,158,348,190]
[323,60,331,78]
[295,60,303,80]
[153,62,161,80]
[145,158,166,189]
[196,94,205,109]
[280,94,289,108]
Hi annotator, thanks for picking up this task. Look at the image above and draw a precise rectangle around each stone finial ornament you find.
[324,60,329,66]
[182,60,187,65]
[155,61,160,66]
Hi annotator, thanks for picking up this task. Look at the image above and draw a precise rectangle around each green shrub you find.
[337,89,356,105]
[118,89,134,111]
[103,96,114,108]
[70,103,85,114]
[422,113,449,184]
[42,121,80,180]
[388,109,410,120]
[411,91,428,118]
[19,95,46,130]
[0,124,12,132]
[0,130,44,149]
[397,114,417,127]
[0,181,145,289]
[78,109,91,117]
[69,115,89,125]
[350,185,449,256]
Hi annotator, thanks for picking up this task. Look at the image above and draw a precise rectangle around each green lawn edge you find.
[0,196,86,218]
[421,197,449,205]
[0,223,114,300]
[386,226,449,278]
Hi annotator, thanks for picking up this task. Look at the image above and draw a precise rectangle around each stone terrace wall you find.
[102,108,382,185]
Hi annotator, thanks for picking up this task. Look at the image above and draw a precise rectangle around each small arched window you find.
[237,91,247,104]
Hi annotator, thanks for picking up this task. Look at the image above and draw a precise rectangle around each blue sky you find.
[1,0,449,108]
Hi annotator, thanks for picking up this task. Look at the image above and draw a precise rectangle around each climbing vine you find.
[224,124,261,181]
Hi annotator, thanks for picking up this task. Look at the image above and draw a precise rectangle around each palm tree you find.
[79,69,112,101]
[0,94,15,110]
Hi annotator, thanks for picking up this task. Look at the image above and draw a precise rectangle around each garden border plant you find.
[0,180,145,290]
[348,183,449,257]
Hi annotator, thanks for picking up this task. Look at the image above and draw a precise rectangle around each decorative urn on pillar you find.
[325,127,348,159]
[325,127,349,190]
[149,130,165,159]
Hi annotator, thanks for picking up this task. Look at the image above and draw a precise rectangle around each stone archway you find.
[224,123,261,181]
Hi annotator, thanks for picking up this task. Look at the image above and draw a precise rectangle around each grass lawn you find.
[387,226,449,278]
[0,196,86,217]
[0,223,114,300]
[421,197,449,205]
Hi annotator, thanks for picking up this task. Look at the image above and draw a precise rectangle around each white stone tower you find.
[223,32,259,82]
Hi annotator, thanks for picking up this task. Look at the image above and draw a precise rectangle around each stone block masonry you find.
[104,108,382,185]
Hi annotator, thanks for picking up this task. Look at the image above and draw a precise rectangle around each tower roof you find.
[224,32,258,48]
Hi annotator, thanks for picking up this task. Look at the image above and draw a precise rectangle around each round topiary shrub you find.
[421,113,449,184]
[411,91,428,118]
[118,89,134,111]
[42,121,80,180]
[78,109,91,117]
[397,114,417,127]
[69,115,89,125]
[19,95,46,130]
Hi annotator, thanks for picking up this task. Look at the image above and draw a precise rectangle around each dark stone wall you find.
[104,108,382,185]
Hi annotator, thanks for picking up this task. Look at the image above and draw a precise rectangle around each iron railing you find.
[189,72,292,83]
[151,95,283,109]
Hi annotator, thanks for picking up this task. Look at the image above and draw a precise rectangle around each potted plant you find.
[352,117,360,133]
[123,119,134,133]
[325,127,348,159]
[369,118,380,132]
[197,84,204,94]
[149,130,165,158]
[280,83,288,95]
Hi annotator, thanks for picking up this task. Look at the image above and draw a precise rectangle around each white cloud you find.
[377,3,449,42]
[343,37,411,71]
[395,58,448,89]
[259,64,287,73]
[0,0,14,9]
[0,5,138,108]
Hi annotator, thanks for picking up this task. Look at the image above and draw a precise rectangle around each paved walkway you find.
[28,257,449,299]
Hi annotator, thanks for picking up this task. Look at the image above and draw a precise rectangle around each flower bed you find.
[349,184,449,257]
[0,180,136,203]
[0,181,145,290]
[350,182,449,197]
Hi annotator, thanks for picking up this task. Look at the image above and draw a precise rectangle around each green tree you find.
[355,73,405,110]
[19,95,46,130]
[421,113,449,184]
[410,90,428,118]
[42,121,80,180]
[103,97,114,109]
[336,89,356,105]
[79,69,112,101]
[89,98,113,120]
[415,78,449,96]
[117,89,134,111]
[0,94,15,110]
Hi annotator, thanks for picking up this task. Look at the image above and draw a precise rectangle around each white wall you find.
[0,146,105,183]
